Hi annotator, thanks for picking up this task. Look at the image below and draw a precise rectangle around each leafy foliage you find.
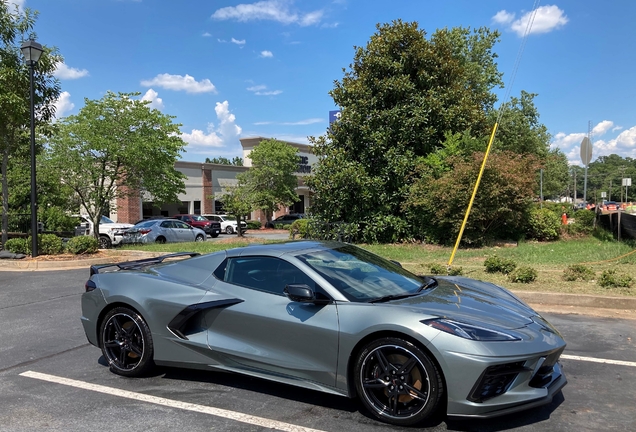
[44,91,186,240]
[238,139,299,224]
[219,185,252,237]
[65,235,98,254]
[205,156,243,166]
[429,263,445,275]
[39,233,63,255]
[597,269,634,288]
[40,206,78,232]
[484,255,517,274]
[508,266,538,283]
[308,21,503,243]
[3,237,27,254]
[289,218,311,239]
[526,207,561,241]
[562,264,595,282]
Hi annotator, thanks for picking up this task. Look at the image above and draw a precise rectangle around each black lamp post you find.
[20,38,44,258]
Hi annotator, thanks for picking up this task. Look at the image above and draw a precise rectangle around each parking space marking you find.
[561,354,636,367]
[20,371,326,432]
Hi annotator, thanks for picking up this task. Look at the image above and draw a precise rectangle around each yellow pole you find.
[448,122,499,267]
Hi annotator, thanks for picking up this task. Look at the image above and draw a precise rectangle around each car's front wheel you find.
[225,226,234,234]
[99,235,112,249]
[100,307,154,377]
[354,337,443,426]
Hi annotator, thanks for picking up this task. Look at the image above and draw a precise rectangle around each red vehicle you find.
[173,214,221,237]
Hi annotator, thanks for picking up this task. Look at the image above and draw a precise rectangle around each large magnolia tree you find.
[44,91,186,239]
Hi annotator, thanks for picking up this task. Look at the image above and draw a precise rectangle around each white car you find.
[75,215,133,249]
[204,214,247,234]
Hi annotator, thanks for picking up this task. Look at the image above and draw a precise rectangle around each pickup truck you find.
[75,215,133,249]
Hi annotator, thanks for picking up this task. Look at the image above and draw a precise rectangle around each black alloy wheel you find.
[225,226,234,234]
[100,307,154,377]
[99,235,112,249]
[354,337,443,426]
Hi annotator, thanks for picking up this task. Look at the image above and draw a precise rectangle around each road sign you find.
[580,136,592,166]
[622,178,632,187]
[601,192,607,198]
[329,110,341,124]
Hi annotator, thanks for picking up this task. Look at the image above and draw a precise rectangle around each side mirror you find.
[390,260,403,268]
[284,284,330,305]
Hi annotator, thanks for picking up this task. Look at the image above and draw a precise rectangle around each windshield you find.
[296,245,426,302]
[192,215,208,221]
[100,216,115,224]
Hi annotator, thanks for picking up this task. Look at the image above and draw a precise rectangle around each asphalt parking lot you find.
[0,269,634,432]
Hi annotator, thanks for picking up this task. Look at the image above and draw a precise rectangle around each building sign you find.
[329,110,341,124]
[296,155,312,174]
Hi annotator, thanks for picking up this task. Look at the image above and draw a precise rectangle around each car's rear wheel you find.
[225,226,234,234]
[155,236,166,244]
[195,234,205,242]
[354,337,443,426]
[100,307,154,377]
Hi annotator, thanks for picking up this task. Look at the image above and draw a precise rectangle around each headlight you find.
[422,318,521,341]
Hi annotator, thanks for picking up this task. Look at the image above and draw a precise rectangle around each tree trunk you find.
[1,145,9,247]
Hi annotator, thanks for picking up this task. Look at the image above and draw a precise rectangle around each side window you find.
[175,221,190,229]
[160,221,174,228]
[223,257,314,295]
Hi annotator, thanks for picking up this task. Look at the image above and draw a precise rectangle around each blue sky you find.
[9,0,636,165]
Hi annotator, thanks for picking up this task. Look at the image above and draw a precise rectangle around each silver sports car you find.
[80,241,566,426]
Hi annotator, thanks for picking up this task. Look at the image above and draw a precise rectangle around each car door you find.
[159,220,179,242]
[204,256,340,387]
[173,220,195,241]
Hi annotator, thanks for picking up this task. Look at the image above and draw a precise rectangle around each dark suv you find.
[265,213,305,228]
[174,214,221,237]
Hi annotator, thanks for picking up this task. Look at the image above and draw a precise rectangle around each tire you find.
[354,337,443,426]
[211,232,219,238]
[225,226,234,234]
[99,307,154,377]
[195,234,205,242]
[99,235,112,249]
[155,236,166,244]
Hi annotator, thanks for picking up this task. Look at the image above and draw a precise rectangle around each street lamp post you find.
[20,39,44,258]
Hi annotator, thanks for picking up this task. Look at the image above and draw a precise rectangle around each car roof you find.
[223,240,344,258]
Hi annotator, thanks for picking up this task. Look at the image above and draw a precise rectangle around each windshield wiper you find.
[417,277,438,292]
[368,293,420,303]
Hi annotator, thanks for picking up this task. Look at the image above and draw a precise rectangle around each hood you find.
[393,276,537,330]
[103,223,133,229]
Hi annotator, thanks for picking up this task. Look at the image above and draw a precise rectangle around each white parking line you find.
[20,371,326,432]
[561,354,636,368]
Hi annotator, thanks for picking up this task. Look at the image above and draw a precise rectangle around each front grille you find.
[529,350,562,388]
[468,361,530,403]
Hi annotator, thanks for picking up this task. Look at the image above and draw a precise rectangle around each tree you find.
[44,91,186,241]
[0,1,61,245]
[238,139,299,225]
[205,156,243,166]
[219,184,252,237]
[540,148,570,200]
[308,20,504,242]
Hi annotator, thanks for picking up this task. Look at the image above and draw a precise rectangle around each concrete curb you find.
[1,253,635,312]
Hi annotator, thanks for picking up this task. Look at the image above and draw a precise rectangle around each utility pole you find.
[573,169,577,206]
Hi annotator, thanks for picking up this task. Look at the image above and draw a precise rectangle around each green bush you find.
[562,264,595,282]
[274,223,285,230]
[3,238,28,254]
[40,207,79,232]
[448,266,463,276]
[565,210,596,236]
[508,266,538,283]
[66,236,99,254]
[39,234,64,255]
[598,269,634,288]
[289,219,311,239]
[484,255,517,274]
[526,208,561,241]
[246,220,262,230]
[429,263,445,275]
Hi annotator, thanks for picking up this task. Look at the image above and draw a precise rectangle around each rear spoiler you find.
[89,252,200,276]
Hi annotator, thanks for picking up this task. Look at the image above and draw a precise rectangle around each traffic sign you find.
[580,137,592,166]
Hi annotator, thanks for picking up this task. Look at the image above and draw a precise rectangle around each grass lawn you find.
[120,236,636,297]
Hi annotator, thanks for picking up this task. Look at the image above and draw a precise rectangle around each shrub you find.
[447,266,463,276]
[40,207,79,232]
[562,264,595,282]
[3,238,28,254]
[508,266,538,283]
[274,223,285,230]
[429,263,445,275]
[565,210,596,236]
[484,255,517,274]
[598,270,634,288]
[39,234,64,255]
[66,236,99,255]
[289,219,311,239]
[246,220,262,230]
[526,208,561,241]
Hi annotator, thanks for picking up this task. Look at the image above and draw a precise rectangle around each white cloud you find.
[260,50,273,58]
[6,0,25,13]
[181,101,242,152]
[140,73,216,94]
[202,32,212,37]
[592,120,614,136]
[141,89,164,110]
[494,5,568,37]
[53,62,89,80]
[212,0,324,27]
[53,91,74,119]
[246,84,282,96]
[254,118,323,126]
[231,37,246,45]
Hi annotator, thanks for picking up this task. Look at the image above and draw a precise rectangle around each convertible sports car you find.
[81,241,566,426]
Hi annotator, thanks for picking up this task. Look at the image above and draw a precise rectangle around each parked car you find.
[81,241,566,427]
[74,214,133,249]
[120,218,207,244]
[265,213,305,228]
[204,214,248,234]
[173,214,221,237]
